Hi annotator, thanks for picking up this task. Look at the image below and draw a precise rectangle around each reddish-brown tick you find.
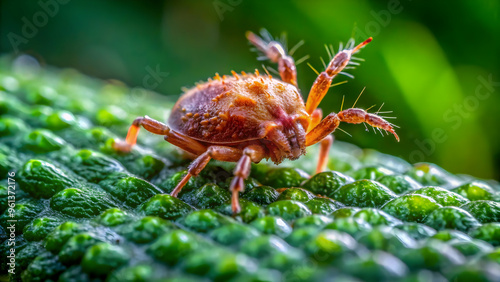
[114,30,399,213]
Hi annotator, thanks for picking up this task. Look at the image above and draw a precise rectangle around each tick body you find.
[114,30,399,213]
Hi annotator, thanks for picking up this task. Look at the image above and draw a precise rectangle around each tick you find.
[113,30,399,213]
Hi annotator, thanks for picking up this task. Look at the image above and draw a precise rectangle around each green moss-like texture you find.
[1,59,500,281]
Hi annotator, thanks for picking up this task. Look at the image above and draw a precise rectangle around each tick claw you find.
[231,194,242,214]
[392,131,400,142]
[230,177,243,214]
[112,139,132,152]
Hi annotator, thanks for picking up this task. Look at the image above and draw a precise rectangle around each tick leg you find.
[305,38,372,114]
[114,116,207,156]
[316,134,333,174]
[246,31,297,86]
[164,130,206,156]
[171,145,265,207]
[230,145,266,213]
[306,107,399,147]
[113,116,170,152]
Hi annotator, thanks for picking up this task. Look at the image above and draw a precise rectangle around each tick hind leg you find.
[305,38,372,115]
[306,107,399,147]
[113,116,171,152]
[246,31,297,86]
[316,135,333,174]
[113,116,206,156]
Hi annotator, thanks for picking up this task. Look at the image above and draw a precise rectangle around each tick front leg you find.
[306,107,399,147]
[307,108,332,173]
[246,31,297,86]
[164,130,206,156]
[308,108,323,132]
[316,135,333,174]
[113,116,170,152]
[305,38,372,114]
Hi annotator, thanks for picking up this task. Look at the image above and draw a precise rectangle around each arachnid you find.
[113,30,399,213]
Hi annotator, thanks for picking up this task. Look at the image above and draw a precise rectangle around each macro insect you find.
[113,30,399,213]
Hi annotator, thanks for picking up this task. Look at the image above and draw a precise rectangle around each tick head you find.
[265,107,307,161]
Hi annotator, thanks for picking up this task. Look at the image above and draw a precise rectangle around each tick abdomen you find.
[168,73,309,146]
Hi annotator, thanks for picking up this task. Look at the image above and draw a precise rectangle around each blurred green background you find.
[1,0,499,179]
